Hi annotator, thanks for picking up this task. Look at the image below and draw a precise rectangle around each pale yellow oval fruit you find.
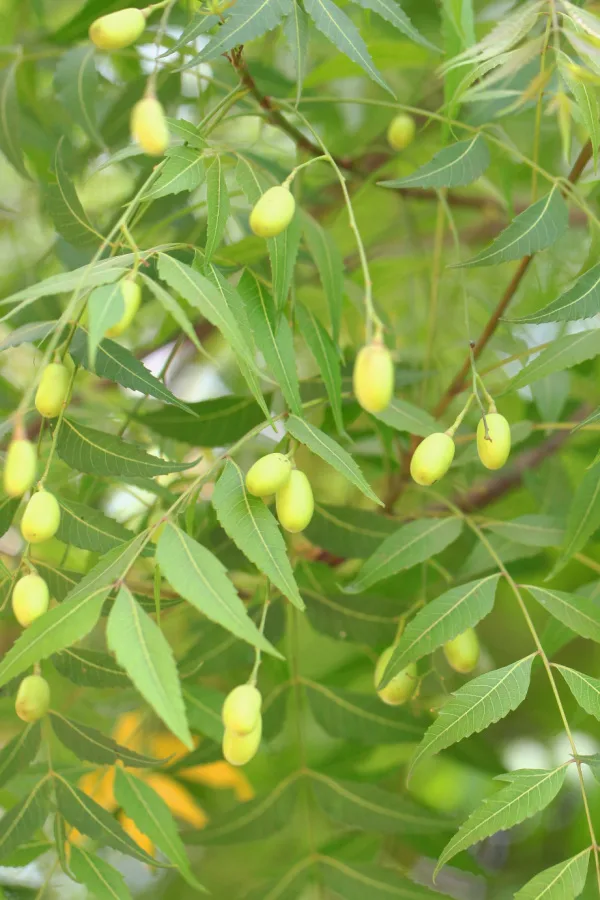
[12,574,49,627]
[222,684,262,735]
[353,342,394,414]
[276,469,314,534]
[410,432,455,486]
[15,675,50,722]
[387,114,416,151]
[89,8,146,50]
[131,97,169,157]
[222,718,262,766]
[21,490,61,544]
[106,279,142,337]
[35,363,70,418]
[443,628,480,674]
[245,453,292,497]
[374,646,417,706]
[249,186,295,238]
[477,413,511,470]
[3,439,36,498]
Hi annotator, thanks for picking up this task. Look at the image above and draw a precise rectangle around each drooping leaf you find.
[0,779,51,861]
[165,14,220,54]
[205,156,229,260]
[0,61,29,179]
[524,585,600,643]
[54,46,103,146]
[52,646,129,687]
[508,329,600,391]
[32,564,79,603]
[509,262,600,324]
[373,397,437,437]
[550,466,600,575]
[303,504,399,559]
[184,684,226,742]
[139,394,267,446]
[301,212,344,341]
[0,321,56,352]
[0,495,18,538]
[514,849,590,900]
[48,712,161,767]
[321,859,450,899]
[485,515,564,548]
[184,0,293,65]
[211,460,304,608]
[283,4,310,105]
[69,846,134,900]
[45,143,99,249]
[144,146,205,200]
[56,496,138,554]
[296,304,344,434]
[0,723,42,790]
[141,274,204,354]
[351,0,438,51]
[555,665,600,722]
[87,282,124,368]
[269,212,302,312]
[380,136,489,190]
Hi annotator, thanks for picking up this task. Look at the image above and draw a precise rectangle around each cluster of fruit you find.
[221,684,263,766]
[245,453,314,533]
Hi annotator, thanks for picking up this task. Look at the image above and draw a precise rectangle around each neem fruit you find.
[131,96,169,157]
[245,453,292,497]
[222,684,262,736]
[106,279,142,337]
[387,114,416,151]
[249,186,295,238]
[15,675,51,722]
[477,413,511,470]
[353,342,394,414]
[276,469,314,533]
[374,646,417,706]
[410,432,455,486]
[12,574,49,627]
[3,439,36,498]
[21,490,61,544]
[35,363,70,418]
[89,8,146,50]
[443,628,480,674]
[222,717,262,766]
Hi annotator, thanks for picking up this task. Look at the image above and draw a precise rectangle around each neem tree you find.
[0,0,600,897]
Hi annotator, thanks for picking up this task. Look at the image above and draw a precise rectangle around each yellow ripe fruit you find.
[89,8,146,50]
[21,490,61,544]
[353,342,394,414]
[35,363,70,418]
[477,413,511,470]
[276,469,314,534]
[387,114,416,151]
[222,718,262,767]
[443,628,480,674]
[249,186,295,238]
[131,97,169,157]
[106,279,142,337]
[12,574,49,627]
[15,675,51,722]
[374,647,417,706]
[410,432,455,486]
[3,439,36,498]
[222,684,262,736]
[245,453,292,497]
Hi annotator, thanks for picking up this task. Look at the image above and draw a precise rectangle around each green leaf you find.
[0,495,18,538]
[114,768,204,890]
[0,779,51,861]
[304,0,393,94]
[145,146,205,200]
[54,775,159,865]
[141,274,204,355]
[157,523,281,655]
[509,262,600,324]
[48,712,161,767]
[269,212,301,312]
[45,143,98,249]
[52,646,129,687]
[301,213,344,341]
[372,397,437,437]
[555,665,600,722]
[211,460,304,608]
[283,4,310,105]
[205,156,230,261]
[458,187,568,268]
[380,136,489,190]
[69,328,191,412]
[345,517,463,593]
[237,270,303,416]
[435,767,568,875]
[507,329,600,391]
[410,655,535,774]
[56,418,196,478]
[56,496,138,554]
[32,564,78,603]
[0,724,42,790]
[296,304,344,434]
[551,466,600,574]
[514,849,590,900]
[351,0,438,51]
[69,846,133,900]
[524,585,600,643]
[485,515,564,548]
[303,504,399,559]
[139,394,266,446]
[380,575,500,685]
[0,61,28,179]
[321,859,448,899]
[0,321,56,352]
[106,586,192,748]
[286,415,382,505]
[165,15,220,54]
[184,684,226,742]
[186,0,292,64]
[87,282,124,368]
[54,46,103,146]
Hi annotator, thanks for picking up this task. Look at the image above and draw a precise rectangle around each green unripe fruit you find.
[374,647,417,706]
[3,439,36,498]
[410,432,455,486]
[131,97,169,157]
[249,186,295,238]
[12,574,49,628]
[15,675,50,723]
[276,469,314,534]
[477,413,511,470]
[353,342,394,414]
[21,490,61,544]
[106,279,142,337]
[222,718,262,766]
[35,363,70,418]
[89,8,146,50]
[443,627,480,674]
[245,453,292,497]
[222,684,262,736]
[387,114,416,151]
